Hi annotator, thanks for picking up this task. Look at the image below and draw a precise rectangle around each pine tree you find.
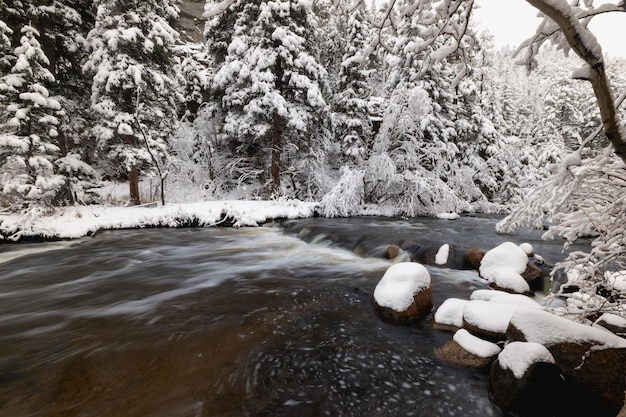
[332,3,373,166]
[83,0,180,205]
[0,25,65,206]
[0,18,13,72]
[210,0,329,195]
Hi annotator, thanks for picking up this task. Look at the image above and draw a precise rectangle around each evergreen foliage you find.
[0,25,66,206]
[82,0,180,204]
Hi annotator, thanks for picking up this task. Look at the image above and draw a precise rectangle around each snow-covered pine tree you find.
[0,18,12,72]
[332,2,373,166]
[0,25,66,207]
[209,0,329,196]
[83,0,180,205]
[176,44,210,121]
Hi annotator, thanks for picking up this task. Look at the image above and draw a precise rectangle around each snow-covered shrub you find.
[498,146,626,320]
[320,166,365,217]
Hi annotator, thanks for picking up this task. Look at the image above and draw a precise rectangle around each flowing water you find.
[0,216,580,417]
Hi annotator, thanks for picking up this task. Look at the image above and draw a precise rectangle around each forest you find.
[1,1,626,318]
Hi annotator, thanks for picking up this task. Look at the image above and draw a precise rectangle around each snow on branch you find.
[517,0,626,164]
[204,0,239,19]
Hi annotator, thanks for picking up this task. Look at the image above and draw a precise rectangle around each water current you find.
[0,215,582,417]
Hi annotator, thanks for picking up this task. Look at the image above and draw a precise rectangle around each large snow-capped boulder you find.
[489,342,567,417]
[462,299,537,342]
[507,308,626,415]
[372,262,432,322]
[479,242,537,294]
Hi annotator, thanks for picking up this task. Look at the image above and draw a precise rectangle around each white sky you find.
[473,0,626,58]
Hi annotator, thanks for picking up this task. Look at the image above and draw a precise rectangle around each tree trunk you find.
[271,49,284,194]
[129,165,140,205]
[525,0,626,164]
[271,111,281,192]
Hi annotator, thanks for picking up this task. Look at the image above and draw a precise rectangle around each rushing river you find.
[0,216,579,417]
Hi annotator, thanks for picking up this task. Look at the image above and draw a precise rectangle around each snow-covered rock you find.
[489,342,564,417]
[372,262,432,321]
[463,299,530,341]
[479,242,531,294]
[507,308,626,415]
[497,341,555,379]
[433,297,468,329]
[453,328,501,358]
[470,290,541,309]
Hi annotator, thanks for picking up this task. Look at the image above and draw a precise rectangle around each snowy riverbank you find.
[0,200,320,241]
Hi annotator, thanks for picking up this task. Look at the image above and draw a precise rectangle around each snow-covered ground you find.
[0,200,319,241]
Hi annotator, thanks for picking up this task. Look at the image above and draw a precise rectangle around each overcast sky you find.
[473,0,626,58]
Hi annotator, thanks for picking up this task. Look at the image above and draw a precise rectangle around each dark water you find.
[0,216,576,417]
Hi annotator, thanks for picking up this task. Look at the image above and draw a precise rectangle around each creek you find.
[0,215,581,417]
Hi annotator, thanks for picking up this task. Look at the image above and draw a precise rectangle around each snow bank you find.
[436,213,460,220]
[0,200,319,240]
[373,262,431,312]
[498,342,555,379]
[434,298,468,327]
[479,242,530,293]
[471,289,540,309]
[453,329,501,358]
[509,309,626,349]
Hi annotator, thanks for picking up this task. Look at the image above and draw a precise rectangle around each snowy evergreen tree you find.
[208,0,330,196]
[0,18,13,72]
[176,44,211,121]
[332,2,373,166]
[83,0,180,205]
[0,25,65,206]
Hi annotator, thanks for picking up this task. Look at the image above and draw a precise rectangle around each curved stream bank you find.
[0,216,583,417]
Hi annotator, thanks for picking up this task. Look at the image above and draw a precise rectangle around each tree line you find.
[0,0,623,214]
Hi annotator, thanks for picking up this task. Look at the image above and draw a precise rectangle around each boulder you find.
[436,329,500,368]
[414,244,457,268]
[595,313,626,338]
[507,308,626,415]
[462,300,529,342]
[372,262,433,322]
[435,340,494,368]
[384,244,401,260]
[489,342,569,417]
[462,247,485,270]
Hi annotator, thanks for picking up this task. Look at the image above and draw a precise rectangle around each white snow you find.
[605,270,626,292]
[597,313,626,329]
[373,262,431,312]
[518,243,534,256]
[498,342,555,379]
[453,329,501,358]
[463,300,530,334]
[470,289,540,308]
[434,298,468,327]
[436,213,460,220]
[509,308,626,348]
[435,244,450,265]
[479,242,531,293]
[0,200,319,241]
